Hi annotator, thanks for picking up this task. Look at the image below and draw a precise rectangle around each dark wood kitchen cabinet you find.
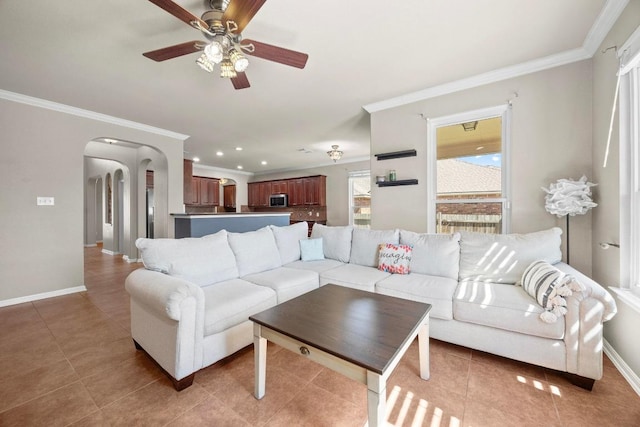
[248,182,272,207]
[250,175,326,207]
[223,185,236,210]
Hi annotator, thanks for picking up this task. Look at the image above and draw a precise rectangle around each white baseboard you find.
[84,243,98,248]
[122,255,141,264]
[101,249,118,256]
[0,285,87,308]
[604,339,640,397]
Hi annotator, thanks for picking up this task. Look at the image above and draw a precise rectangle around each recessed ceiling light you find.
[193,157,200,162]
[261,161,267,165]
[216,151,224,156]
[237,165,243,170]
[104,138,118,144]
[235,147,243,151]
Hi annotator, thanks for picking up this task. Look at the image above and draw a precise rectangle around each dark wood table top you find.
[249,284,432,375]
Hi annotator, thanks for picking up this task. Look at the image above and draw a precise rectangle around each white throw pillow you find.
[310,224,353,262]
[399,231,461,279]
[135,230,239,286]
[270,221,309,264]
[349,228,399,267]
[228,227,282,276]
[458,227,562,284]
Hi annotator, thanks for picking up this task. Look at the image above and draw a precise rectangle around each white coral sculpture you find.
[542,176,597,217]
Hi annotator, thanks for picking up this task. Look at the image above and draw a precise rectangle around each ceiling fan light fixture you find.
[229,48,249,72]
[196,54,214,72]
[204,41,224,64]
[327,144,343,162]
[220,58,237,78]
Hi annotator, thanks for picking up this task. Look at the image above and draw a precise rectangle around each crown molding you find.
[583,0,629,56]
[193,163,255,176]
[363,0,629,113]
[0,89,190,141]
[252,156,371,176]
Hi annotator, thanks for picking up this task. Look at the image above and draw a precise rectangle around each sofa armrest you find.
[125,268,206,381]
[554,262,617,380]
[555,262,617,321]
[125,268,205,321]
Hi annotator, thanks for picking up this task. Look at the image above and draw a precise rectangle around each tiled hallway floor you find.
[0,246,639,426]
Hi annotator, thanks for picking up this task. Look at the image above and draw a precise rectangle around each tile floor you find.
[0,246,639,426]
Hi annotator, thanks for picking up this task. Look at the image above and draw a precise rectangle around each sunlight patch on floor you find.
[383,385,459,427]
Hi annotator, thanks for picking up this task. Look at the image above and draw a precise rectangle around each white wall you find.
[254,160,370,226]
[0,97,185,304]
[370,61,594,275]
[592,0,640,380]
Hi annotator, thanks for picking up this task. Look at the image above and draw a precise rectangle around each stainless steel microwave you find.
[269,194,288,207]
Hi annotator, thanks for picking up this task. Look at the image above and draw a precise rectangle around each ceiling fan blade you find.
[241,39,308,69]
[143,41,204,61]
[222,0,267,34]
[148,0,208,29]
[231,72,251,90]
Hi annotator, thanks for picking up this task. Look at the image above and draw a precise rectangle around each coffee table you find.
[249,284,431,427]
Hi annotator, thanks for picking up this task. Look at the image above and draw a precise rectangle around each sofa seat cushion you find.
[285,259,344,273]
[320,264,391,292]
[453,281,564,339]
[375,273,458,320]
[243,267,319,303]
[202,279,277,336]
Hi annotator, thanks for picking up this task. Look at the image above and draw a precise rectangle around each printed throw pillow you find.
[520,260,585,323]
[300,238,325,261]
[377,243,412,275]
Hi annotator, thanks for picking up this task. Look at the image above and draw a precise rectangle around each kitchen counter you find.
[172,212,291,238]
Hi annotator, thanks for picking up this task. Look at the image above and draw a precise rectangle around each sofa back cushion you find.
[458,227,562,284]
[270,221,309,264]
[228,227,282,276]
[350,228,399,267]
[399,231,460,279]
[135,230,239,286]
[310,224,353,262]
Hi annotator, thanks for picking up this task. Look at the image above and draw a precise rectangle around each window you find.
[618,26,640,304]
[427,105,510,234]
[349,171,371,229]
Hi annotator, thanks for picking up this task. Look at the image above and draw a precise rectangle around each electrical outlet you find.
[37,197,55,206]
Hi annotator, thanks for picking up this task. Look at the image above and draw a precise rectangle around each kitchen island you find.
[172,212,291,238]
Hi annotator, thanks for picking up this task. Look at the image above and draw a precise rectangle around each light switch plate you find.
[37,197,55,206]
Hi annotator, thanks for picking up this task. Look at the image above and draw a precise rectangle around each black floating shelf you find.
[377,179,419,187]
[375,149,417,161]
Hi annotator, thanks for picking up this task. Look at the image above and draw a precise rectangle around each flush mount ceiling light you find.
[142,0,309,90]
[462,121,478,132]
[327,145,343,162]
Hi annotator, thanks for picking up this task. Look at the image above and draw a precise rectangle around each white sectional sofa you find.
[125,222,617,391]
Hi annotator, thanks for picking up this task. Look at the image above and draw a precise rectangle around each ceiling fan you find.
[143,0,309,90]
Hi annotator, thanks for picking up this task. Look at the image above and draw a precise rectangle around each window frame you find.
[348,170,371,229]
[619,30,640,296]
[426,105,511,234]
